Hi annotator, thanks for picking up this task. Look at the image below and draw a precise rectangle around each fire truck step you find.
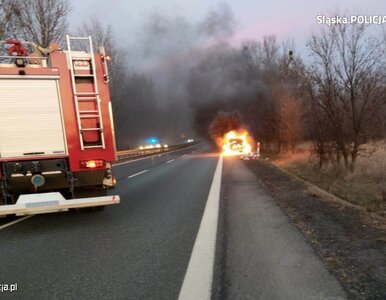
[81,128,102,131]
[76,98,98,102]
[74,74,94,77]
[80,110,99,113]
[71,57,91,60]
[80,115,100,119]
[83,145,105,149]
[69,36,93,40]
[76,92,98,95]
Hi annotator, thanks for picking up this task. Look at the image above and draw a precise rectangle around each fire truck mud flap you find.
[0,192,120,216]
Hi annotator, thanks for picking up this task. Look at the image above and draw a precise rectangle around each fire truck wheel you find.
[75,187,107,198]
[91,205,105,211]
[71,187,107,213]
[0,192,16,206]
[0,192,17,218]
[0,193,5,218]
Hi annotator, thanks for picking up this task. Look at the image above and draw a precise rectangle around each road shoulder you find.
[245,159,386,299]
[213,157,346,300]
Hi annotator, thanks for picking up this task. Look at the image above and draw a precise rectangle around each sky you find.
[68,0,386,144]
[69,0,386,57]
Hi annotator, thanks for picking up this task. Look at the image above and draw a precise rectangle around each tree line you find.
[1,1,386,171]
[183,25,386,173]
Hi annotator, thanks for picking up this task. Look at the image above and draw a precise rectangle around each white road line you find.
[113,144,197,167]
[127,170,148,178]
[178,155,223,300]
[182,154,188,158]
[166,159,175,164]
[0,215,34,231]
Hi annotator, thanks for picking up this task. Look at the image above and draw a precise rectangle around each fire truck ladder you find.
[66,35,105,150]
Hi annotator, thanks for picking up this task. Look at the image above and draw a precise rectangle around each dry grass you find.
[272,141,386,214]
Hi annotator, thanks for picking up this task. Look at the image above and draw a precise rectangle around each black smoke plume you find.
[209,111,242,140]
[115,3,291,149]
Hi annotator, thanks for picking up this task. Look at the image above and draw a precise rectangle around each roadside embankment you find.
[245,159,386,299]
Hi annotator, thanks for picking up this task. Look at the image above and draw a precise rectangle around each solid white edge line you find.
[166,159,175,164]
[0,215,34,231]
[178,155,223,300]
[127,169,148,178]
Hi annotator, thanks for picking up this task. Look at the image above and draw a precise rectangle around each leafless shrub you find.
[14,0,71,46]
[0,0,19,39]
[303,21,386,172]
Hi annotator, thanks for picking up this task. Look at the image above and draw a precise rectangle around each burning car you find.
[222,131,252,156]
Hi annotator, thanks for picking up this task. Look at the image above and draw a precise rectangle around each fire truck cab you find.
[0,35,120,216]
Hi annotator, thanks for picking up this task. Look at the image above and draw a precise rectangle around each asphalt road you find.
[0,143,218,299]
[213,157,347,300]
[0,146,348,300]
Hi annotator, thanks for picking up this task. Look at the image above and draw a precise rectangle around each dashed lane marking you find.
[0,215,34,231]
[127,170,148,178]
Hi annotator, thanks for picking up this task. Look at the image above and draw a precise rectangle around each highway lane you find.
[0,144,200,228]
[113,143,201,181]
[0,147,348,300]
[0,143,218,299]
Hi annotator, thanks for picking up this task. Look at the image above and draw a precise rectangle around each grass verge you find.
[269,142,386,214]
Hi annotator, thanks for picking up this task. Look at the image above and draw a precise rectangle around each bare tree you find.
[278,96,302,153]
[241,39,261,82]
[15,0,71,46]
[261,35,279,66]
[241,35,280,69]
[306,23,386,171]
[0,0,18,39]
[240,36,306,153]
[77,17,130,149]
[77,17,126,91]
[78,17,114,51]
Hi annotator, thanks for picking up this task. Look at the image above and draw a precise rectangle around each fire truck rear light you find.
[80,160,105,169]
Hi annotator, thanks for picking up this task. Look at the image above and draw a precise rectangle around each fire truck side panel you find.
[0,75,67,158]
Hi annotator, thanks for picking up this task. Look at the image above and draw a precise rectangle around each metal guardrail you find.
[116,142,196,161]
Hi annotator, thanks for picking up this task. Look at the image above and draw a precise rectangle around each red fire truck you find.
[0,35,120,216]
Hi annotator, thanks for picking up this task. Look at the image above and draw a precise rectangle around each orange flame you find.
[222,130,252,156]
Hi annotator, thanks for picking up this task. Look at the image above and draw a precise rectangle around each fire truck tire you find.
[0,193,4,218]
[92,205,105,211]
[0,191,16,206]
[75,187,107,197]
[0,192,16,218]
[71,187,107,212]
